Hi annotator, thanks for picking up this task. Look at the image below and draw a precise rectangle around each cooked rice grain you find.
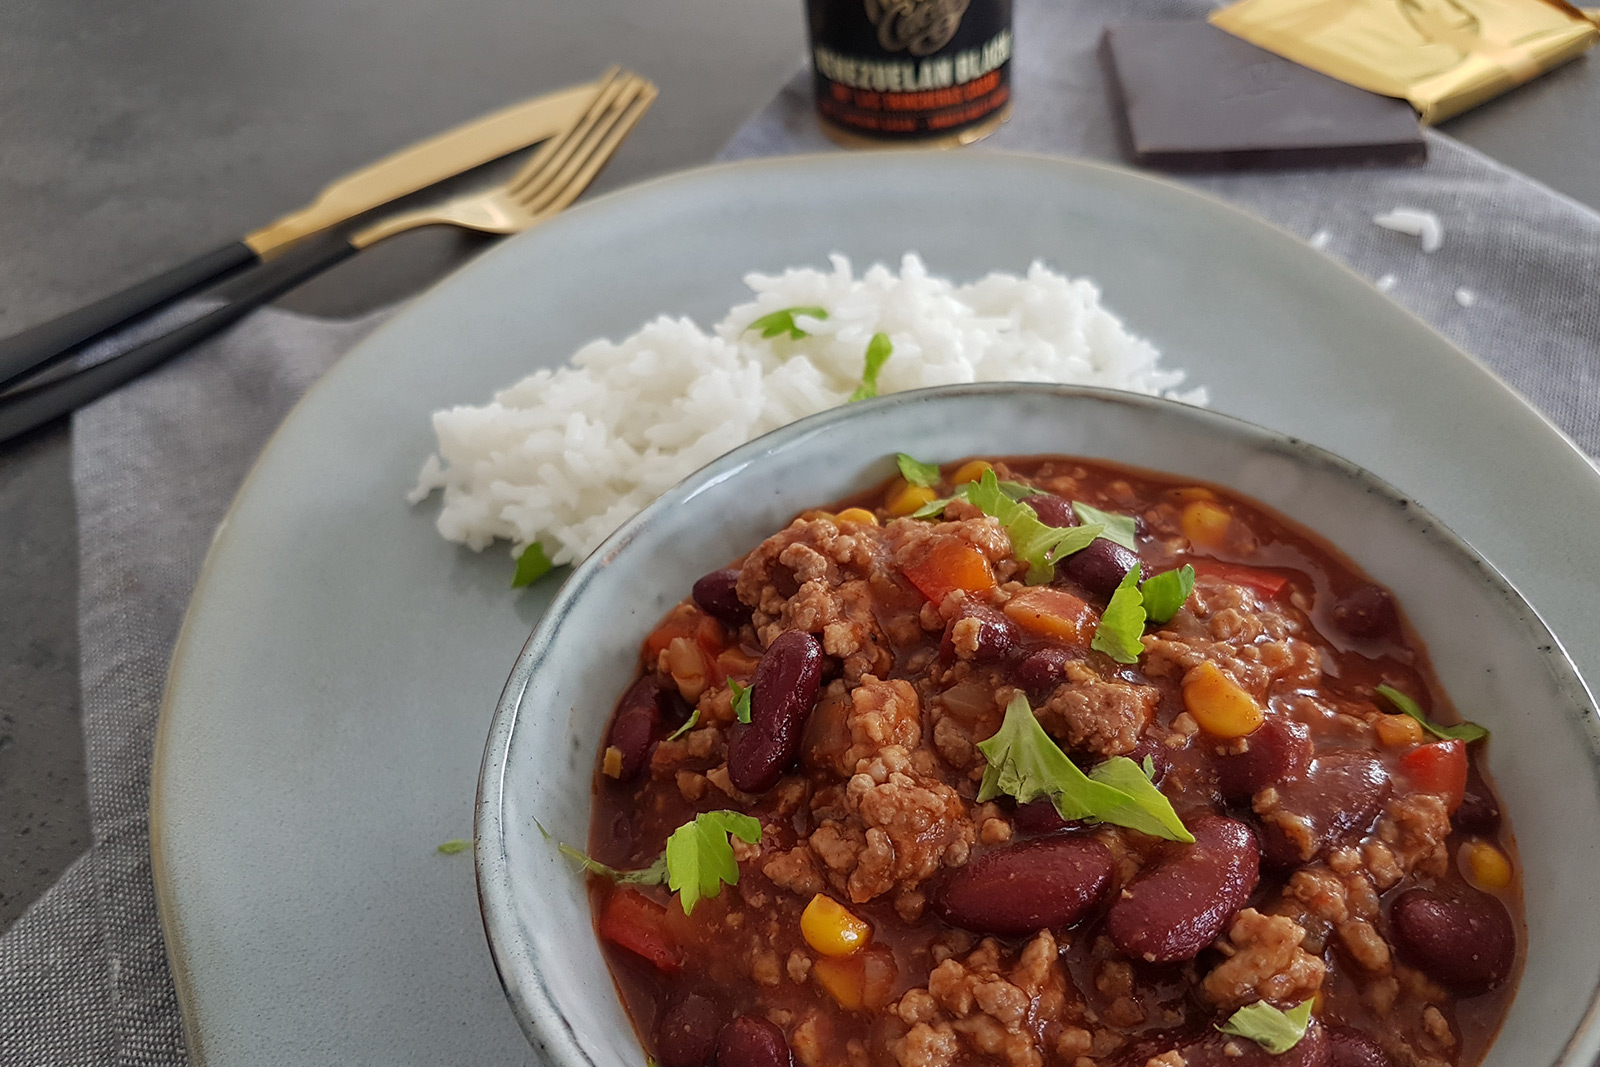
[408,253,1203,566]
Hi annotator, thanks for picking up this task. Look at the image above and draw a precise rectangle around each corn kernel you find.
[602,746,624,778]
[951,459,993,485]
[1182,661,1264,739]
[1374,713,1425,747]
[1181,500,1233,550]
[812,956,865,1010]
[801,894,872,957]
[835,507,879,526]
[886,483,938,517]
[1461,840,1513,890]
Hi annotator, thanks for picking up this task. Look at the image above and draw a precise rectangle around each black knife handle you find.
[0,233,357,446]
[0,240,261,390]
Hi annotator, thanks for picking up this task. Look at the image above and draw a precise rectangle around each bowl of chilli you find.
[475,383,1600,1067]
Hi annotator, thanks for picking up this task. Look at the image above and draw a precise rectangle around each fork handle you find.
[0,240,262,391]
[0,233,357,445]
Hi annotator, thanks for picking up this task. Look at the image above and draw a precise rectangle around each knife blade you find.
[0,74,606,393]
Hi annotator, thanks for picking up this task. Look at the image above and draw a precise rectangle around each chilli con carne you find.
[579,455,1521,1067]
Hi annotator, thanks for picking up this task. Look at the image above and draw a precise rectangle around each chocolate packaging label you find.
[1210,0,1599,122]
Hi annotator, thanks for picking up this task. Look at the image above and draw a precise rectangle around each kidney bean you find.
[1331,583,1398,640]
[1389,888,1516,993]
[1256,750,1391,868]
[657,993,723,1067]
[1021,494,1077,528]
[1061,537,1139,599]
[1454,764,1502,835]
[692,568,751,625]
[1010,797,1076,834]
[1213,717,1311,800]
[1326,1026,1391,1067]
[608,676,667,780]
[943,604,1018,663]
[1016,648,1074,695]
[728,629,824,793]
[1126,735,1171,786]
[715,1016,792,1067]
[933,836,1114,935]
[1107,815,1259,963]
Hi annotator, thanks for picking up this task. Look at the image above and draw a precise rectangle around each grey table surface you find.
[0,0,1594,935]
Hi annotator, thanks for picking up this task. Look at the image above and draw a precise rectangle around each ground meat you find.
[1375,793,1452,880]
[818,746,973,902]
[843,677,923,771]
[1142,577,1321,698]
[890,932,1077,1067]
[1202,909,1326,1011]
[762,845,826,897]
[1035,660,1159,757]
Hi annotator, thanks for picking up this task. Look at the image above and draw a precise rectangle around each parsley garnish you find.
[966,470,1103,584]
[1140,565,1196,625]
[511,542,555,588]
[976,693,1192,842]
[1376,684,1488,742]
[666,709,701,741]
[1217,999,1316,1054]
[896,453,942,488]
[1071,502,1138,551]
[558,843,669,886]
[1091,564,1146,663]
[729,680,753,724]
[746,306,828,340]
[665,810,762,915]
[436,838,471,855]
[848,333,893,402]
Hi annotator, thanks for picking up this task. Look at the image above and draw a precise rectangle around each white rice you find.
[408,253,1203,567]
[1373,207,1444,253]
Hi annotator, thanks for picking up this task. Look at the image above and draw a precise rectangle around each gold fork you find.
[352,67,656,248]
[0,67,656,442]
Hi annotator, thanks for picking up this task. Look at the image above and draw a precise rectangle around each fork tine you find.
[515,80,656,218]
[505,69,635,201]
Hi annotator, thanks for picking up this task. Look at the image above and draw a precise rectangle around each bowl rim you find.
[475,381,1600,1067]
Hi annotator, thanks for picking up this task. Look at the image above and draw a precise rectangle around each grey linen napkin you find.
[2,0,1597,1061]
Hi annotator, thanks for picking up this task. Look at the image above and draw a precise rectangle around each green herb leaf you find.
[1092,564,1147,664]
[910,495,957,520]
[665,810,762,915]
[1071,502,1138,551]
[436,838,471,855]
[1086,754,1194,842]
[993,479,1039,501]
[896,453,942,488]
[1376,684,1489,742]
[746,306,829,340]
[558,842,670,886]
[729,680,753,725]
[1217,999,1316,1054]
[512,542,555,588]
[966,470,1104,584]
[976,693,1192,842]
[847,333,894,402]
[666,709,701,741]
[1140,565,1197,625]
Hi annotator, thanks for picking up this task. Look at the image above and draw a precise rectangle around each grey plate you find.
[153,151,1600,1067]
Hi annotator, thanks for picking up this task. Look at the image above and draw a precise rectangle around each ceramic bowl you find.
[475,383,1600,1067]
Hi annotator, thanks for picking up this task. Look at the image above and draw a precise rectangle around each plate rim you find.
[148,148,1600,1067]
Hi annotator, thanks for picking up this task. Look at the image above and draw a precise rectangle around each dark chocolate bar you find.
[1102,21,1426,171]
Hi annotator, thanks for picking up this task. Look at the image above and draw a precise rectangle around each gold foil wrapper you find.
[1210,0,1600,123]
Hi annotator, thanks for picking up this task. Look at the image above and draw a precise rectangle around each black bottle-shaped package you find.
[806,0,1013,145]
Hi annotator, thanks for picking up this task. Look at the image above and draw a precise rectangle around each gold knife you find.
[0,73,608,390]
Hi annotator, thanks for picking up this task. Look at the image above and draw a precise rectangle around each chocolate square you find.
[1102,21,1426,171]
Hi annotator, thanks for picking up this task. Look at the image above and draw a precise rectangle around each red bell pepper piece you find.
[1190,559,1290,599]
[1400,739,1468,812]
[598,887,681,973]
